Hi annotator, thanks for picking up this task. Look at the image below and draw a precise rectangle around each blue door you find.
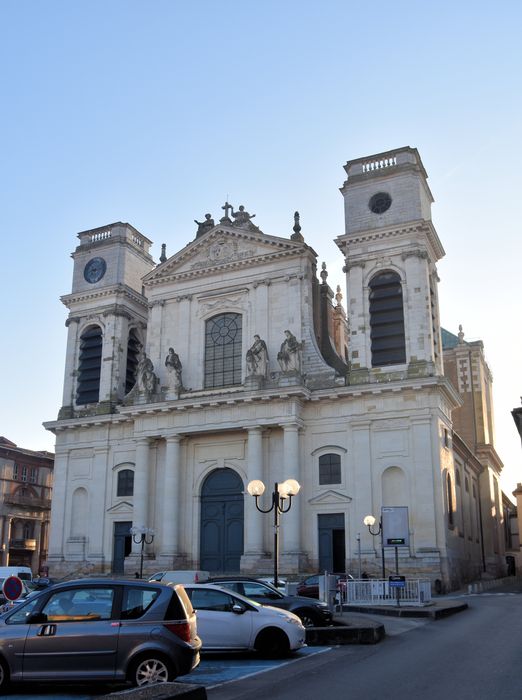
[318,513,345,573]
[200,469,244,574]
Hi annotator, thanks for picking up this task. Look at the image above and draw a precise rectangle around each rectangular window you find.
[30,468,37,484]
[319,454,342,485]
[13,464,18,480]
[21,466,27,482]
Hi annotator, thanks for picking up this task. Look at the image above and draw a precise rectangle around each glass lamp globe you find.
[283,478,300,496]
[247,480,266,497]
[363,515,376,527]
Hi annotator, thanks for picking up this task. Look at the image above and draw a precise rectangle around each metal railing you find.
[340,578,432,606]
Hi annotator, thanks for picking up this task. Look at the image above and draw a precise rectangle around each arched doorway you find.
[200,468,244,573]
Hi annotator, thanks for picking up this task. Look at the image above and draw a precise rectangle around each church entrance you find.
[200,469,244,574]
[318,513,346,573]
[112,521,132,574]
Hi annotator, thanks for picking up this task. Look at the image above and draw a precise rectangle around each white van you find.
[0,566,32,582]
[148,570,209,584]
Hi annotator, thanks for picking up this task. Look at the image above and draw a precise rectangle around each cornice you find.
[61,284,148,310]
[44,375,460,431]
[144,247,313,288]
[335,220,445,262]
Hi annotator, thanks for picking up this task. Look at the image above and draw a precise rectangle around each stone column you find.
[281,424,301,554]
[32,520,42,573]
[47,447,69,566]
[2,518,12,566]
[161,435,181,557]
[88,447,109,569]
[244,427,264,555]
[132,438,151,556]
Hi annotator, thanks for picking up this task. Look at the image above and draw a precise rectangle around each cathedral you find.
[44,147,506,590]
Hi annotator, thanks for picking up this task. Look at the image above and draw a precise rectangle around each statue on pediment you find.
[277,330,303,374]
[194,213,215,238]
[246,335,269,378]
[136,352,158,395]
[231,205,256,228]
[165,347,183,394]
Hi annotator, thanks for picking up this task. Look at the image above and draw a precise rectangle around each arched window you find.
[125,329,141,395]
[76,325,103,405]
[446,474,454,527]
[319,454,341,485]
[369,271,406,367]
[117,469,134,497]
[204,313,242,388]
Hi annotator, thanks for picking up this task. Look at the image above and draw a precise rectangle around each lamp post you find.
[363,514,385,579]
[130,525,155,579]
[247,478,300,589]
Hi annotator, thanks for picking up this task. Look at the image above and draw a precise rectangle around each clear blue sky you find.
[1,1,521,493]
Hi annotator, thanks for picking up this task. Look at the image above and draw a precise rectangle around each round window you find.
[369,192,392,214]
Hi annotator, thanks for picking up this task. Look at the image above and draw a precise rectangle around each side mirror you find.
[232,604,246,615]
[27,612,48,624]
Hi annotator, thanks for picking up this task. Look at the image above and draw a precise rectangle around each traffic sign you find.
[3,575,24,601]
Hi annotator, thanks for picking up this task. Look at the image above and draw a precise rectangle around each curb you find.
[306,622,385,645]
[341,602,468,619]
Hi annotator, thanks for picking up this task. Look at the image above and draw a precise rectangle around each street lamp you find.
[363,514,385,579]
[247,478,300,589]
[130,525,155,579]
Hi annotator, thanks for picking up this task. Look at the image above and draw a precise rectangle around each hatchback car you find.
[206,576,332,627]
[183,583,305,657]
[296,573,354,599]
[0,578,201,690]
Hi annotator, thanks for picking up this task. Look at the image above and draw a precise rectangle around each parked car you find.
[257,577,287,592]
[206,576,332,627]
[148,570,210,584]
[296,573,354,599]
[0,578,201,690]
[182,583,305,657]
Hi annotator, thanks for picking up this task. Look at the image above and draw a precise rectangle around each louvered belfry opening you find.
[76,325,103,405]
[125,329,141,395]
[369,271,406,367]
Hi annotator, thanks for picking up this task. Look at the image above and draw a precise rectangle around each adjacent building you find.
[44,146,508,589]
[0,437,53,573]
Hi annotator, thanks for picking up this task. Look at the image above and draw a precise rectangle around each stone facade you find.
[44,148,506,590]
[0,438,53,573]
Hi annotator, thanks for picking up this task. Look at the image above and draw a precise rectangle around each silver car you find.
[0,578,201,690]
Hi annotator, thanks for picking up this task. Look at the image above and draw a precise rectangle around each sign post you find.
[382,507,409,607]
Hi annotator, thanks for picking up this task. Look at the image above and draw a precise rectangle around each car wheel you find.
[254,627,291,658]
[296,610,319,628]
[129,654,175,686]
[0,657,10,691]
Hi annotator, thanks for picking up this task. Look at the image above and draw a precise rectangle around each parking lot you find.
[0,647,330,698]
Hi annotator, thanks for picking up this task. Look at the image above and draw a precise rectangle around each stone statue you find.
[277,330,302,373]
[246,335,269,377]
[165,347,183,391]
[136,352,158,394]
[194,213,215,238]
[231,205,255,227]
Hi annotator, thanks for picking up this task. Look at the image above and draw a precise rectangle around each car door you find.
[187,588,253,650]
[22,585,118,680]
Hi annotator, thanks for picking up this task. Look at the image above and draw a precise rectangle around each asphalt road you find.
[208,587,522,700]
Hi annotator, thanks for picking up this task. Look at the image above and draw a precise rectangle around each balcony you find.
[10,539,37,551]
[3,494,51,510]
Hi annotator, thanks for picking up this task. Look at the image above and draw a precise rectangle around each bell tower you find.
[59,222,155,418]
[336,147,445,384]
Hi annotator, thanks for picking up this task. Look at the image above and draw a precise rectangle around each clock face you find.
[84,257,107,284]
[369,192,392,214]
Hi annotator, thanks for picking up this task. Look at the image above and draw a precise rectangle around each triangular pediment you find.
[308,490,353,505]
[144,225,313,286]
[107,501,133,514]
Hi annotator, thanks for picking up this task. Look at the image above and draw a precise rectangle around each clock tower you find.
[59,222,155,417]
[336,147,445,383]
